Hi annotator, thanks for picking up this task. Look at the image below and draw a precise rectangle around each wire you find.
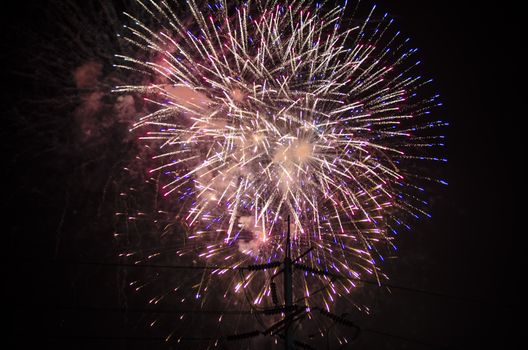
[362,328,452,349]
[49,259,511,307]
[50,259,250,270]
[48,330,453,349]
[56,304,260,315]
[49,335,215,342]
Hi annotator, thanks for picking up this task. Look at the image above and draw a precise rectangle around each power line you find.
[48,331,453,349]
[48,335,208,342]
[50,241,458,350]
[48,259,510,307]
[362,328,452,349]
[56,304,262,315]
[50,259,249,270]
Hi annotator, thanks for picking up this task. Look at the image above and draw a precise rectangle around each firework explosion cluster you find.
[114,0,446,319]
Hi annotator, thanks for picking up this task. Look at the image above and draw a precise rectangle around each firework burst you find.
[114,0,446,316]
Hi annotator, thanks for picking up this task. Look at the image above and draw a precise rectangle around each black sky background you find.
[4,1,515,349]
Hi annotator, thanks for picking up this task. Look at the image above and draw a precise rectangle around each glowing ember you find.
[115,0,446,310]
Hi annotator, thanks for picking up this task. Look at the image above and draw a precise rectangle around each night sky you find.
[4,1,514,349]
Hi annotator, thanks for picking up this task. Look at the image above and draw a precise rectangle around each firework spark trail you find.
[114,0,446,313]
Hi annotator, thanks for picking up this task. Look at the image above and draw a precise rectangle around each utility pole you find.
[237,215,360,348]
[284,215,294,350]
